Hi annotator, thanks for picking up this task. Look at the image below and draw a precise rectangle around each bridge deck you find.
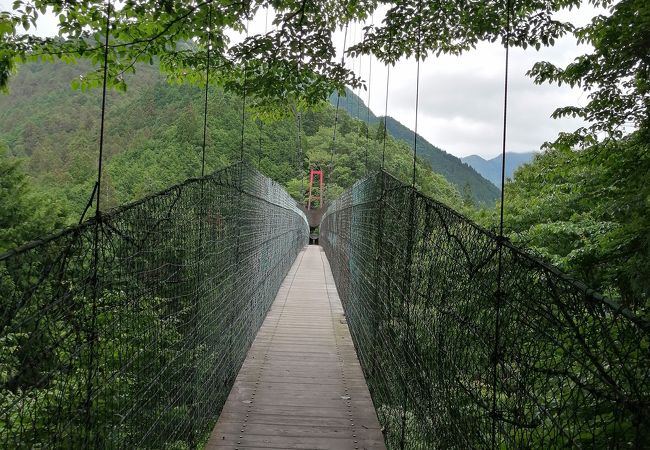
[206,246,386,450]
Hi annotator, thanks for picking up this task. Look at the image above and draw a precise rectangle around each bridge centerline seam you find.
[236,246,307,445]
[319,249,360,448]
[207,247,386,449]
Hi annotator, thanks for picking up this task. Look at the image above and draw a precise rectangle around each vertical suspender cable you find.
[411,68,420,188]
[498,2,512,249]
[372,19,390,394]
[329,23,348,183]
[381,63,390,170]
[95,1,111,217]
[256,119,263,172]
[201,3,213,178]
[257,6,270,167]
[193,4,213,442]
[380,29,393,172]
[347,21,354,114]
[411,35,421,187]
[296,11,306,198]
[491,0,512,446]
[400,5,423,448]
[353,22,362,170]
[85,0,111,443]
[297,107,305,194]
[232,5,251,387]
[239,16,250,166]
[364,16,373,175]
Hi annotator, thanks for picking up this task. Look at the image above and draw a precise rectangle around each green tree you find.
[495,131,650,309]
[529,0,650,144]
[462,182,475,208]
[0,143,67,252]
[375,118,386,141]
[2,0,595,114]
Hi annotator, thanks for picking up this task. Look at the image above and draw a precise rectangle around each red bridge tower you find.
[307,168,324,210]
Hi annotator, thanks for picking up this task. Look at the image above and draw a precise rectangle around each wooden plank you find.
[206,246,386,450]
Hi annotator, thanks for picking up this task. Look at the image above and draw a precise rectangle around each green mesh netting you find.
[321,170,649,449]
[0,162,308,449]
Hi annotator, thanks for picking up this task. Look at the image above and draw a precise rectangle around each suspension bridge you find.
[1,161,648,449]
[1,1,649,448]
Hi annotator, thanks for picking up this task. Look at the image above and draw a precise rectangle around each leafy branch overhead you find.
[528,0,650,144]
[1,0,373,110]
[1,0,648,139]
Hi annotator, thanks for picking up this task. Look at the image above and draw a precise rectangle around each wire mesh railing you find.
[320,170,650,449]
[0,162,308,449]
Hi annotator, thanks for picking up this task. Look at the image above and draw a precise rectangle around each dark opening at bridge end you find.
[309,226,319,245]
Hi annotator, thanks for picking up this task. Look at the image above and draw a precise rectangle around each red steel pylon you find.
[307,168,324,210]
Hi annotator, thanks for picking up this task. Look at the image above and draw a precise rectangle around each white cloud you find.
[1,0,59,37]
[340,27,588,157]
[338,4,602,158]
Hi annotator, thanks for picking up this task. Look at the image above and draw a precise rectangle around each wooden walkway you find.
[206,246,386,450]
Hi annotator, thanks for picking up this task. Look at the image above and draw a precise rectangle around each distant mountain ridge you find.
[329,89,501,205]
[461,152,537,187]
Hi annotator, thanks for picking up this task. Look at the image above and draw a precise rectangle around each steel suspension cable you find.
[257,6,270,167]
[232,5,252,381]
[365,25,372,175]
[297,108,305,194]
[194,5,214,439]
[94,0,111,218]
[491,0,512,446]
[328,23,349,183]
[348,20,357,114]
[295,10,306,198]
[411,13,423,187]
[264,5,269,33]
[239,16,250,166]
[353,21,363,169]
[84,0,111,442]
[201,2,213,177]
[381,61,390,170]
[399,4,424,447]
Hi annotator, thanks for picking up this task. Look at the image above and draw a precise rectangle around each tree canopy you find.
[0,61,466,227]
[529,0,650,144]
[1,0,606,111]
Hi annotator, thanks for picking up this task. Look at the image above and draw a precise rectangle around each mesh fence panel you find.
[321,170,650,449]
[0,162,308,449]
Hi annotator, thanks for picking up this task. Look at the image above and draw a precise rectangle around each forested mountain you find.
[475,133,650,309]
[1,1,648,448]
[329,89,501,204]
[461,152,536,187]
[0,62,464,249]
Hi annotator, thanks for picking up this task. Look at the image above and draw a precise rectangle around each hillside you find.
[329,89,501,205]
[461,152,537,187]
[0,62,465,231]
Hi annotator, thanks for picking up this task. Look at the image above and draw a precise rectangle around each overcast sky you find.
[333,6,600,159]
[1,1,600,159]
